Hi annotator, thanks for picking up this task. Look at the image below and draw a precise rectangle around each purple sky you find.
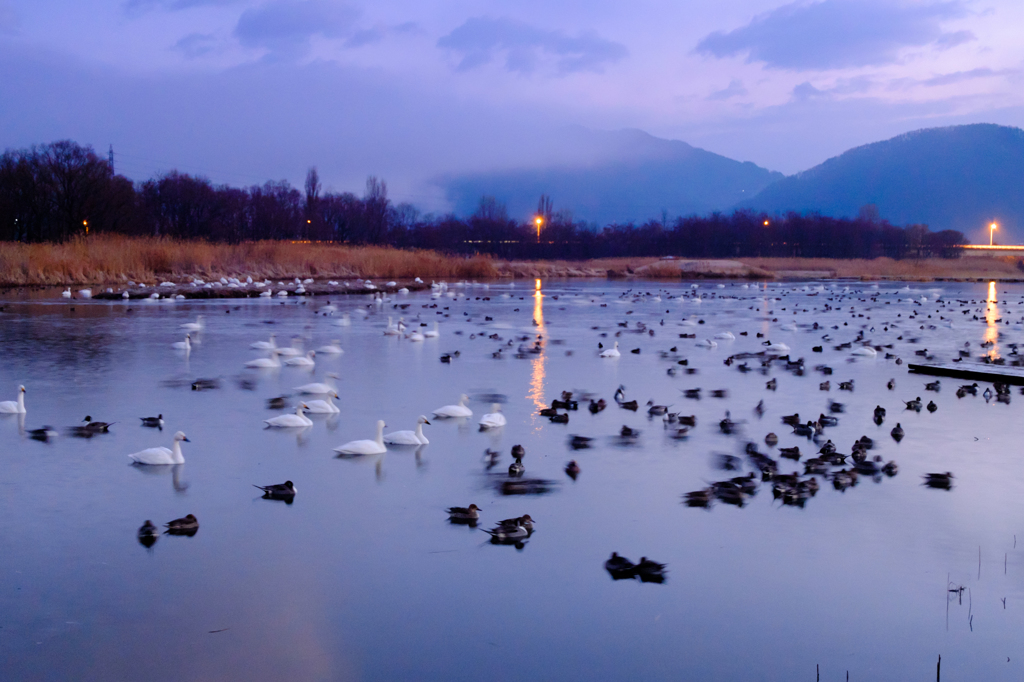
[1,0,1021,210]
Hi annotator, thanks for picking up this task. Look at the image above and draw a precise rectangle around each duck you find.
[27,425,58,442]
[887,378,896,390]
[646,400,670,416]
[565,460,581,478]
[904,397,922,411]
[478,404,507,429]
[284,350,316,367]
[317,340,344,355]
[765,432,779,446]
[600,342,621,358]
[927,400,938,413]
[140,414,164,428]
[264,405,314,428]
[384,416,431,445]
[495,514,534,532]
[605,552,636,577]
[333,420,387,456]
[508,457,525,476]
[171,334,191,351]
[0,385,27,414]
[128,431,190,465]
[511,444,525,459]
[254,481,297,499]
[180,315,204,332]
[266,396,288,409]
[923,472,953,489]
[81,415,114,432]
[164,514,199,534]
[302,392,341,414]
[137,520,159,546]
[891,423,905,442]
[817,413,838,427]
[446,504,480,521]
[432,394,473,418]
[570,435,593,449]
[635,557,667,583]
[588,398,607,413]
[486,520,529,542]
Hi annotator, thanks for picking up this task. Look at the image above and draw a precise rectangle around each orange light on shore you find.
[534,215,544,243]
[990,222,998,246]
[763,220,769,226]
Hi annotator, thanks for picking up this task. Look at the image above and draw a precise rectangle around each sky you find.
[0,0,1022,210]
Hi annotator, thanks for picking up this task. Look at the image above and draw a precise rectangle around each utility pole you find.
[108,145,114,174]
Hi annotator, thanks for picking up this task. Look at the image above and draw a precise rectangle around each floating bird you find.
[432,394,473,418]
[264,405,314,428]
[924,472,953,490]
[284,350,316,367]
[334,420,387,456]
[140,414,164,428]
[565,460,581,478]
[479,404,507,429]
[164,514,199,535]
[600,342,621,358]
[0,385,27,414]
[508,457,525,476]
[447,504,480,522]
[171,334,191,351]
[27,425,58,442]
[384,416,431,445]
[891,423,905,442]
[303,392,340,414]
[137,520,159,547]
[254,481,297,499]
[129,431,190,465]
[605,552,637,579]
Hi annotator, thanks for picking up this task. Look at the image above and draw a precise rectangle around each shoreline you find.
[2,237,1024,289]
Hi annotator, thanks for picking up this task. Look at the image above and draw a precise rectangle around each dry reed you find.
[0,237,499,285]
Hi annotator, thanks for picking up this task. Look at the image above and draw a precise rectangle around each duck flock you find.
[5,278,1023,583]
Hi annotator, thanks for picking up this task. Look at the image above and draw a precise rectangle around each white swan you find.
[317,340,344,354]
[423,322,440,338]
[78,288,92,299]
[766,342,790,352]
[284,350,316,367]
[334,420,387,455]
[129,431,189,465]
[0,385,26,414]
[245,353,282,369]
[479,404,507,429]
[333,313,352,327]
[172,334,191,351]
[264,405,313,428]
[433,394,473,418]
[600,342,621,358]
[275,338,302,357]
[713,331,735,340]
[406,330,425,342]
[180,315,204,332]
[383,317,401,336]
[251,334,277,350]
[852,346,878,357]
[384,416,430,445]
[294,374,339,394]
[61,288,71,298]
[696,338,718,348]
[303,393,340,414]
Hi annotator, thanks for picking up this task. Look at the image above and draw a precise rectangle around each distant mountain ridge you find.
[742,124,1024,243]
[440,128,783,225]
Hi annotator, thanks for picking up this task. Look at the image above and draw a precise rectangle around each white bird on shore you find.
[129,431,189,465]
[600,342,621,358]
[433,394,473,418]
[334,420,387,455]
[303,392,340,414]
[264,405,313,428]
[0,385,27,414]
[172,334,191,351]
[479,404,507,429]
[384,416,430,445]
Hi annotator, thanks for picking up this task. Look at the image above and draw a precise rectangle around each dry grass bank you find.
[739,256,1024,281]
[0,237,498,285]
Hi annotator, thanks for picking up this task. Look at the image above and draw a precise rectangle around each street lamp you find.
[990,222,998,246]
[534,215,543,243]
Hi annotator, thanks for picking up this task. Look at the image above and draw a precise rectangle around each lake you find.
[1,279,1022,681]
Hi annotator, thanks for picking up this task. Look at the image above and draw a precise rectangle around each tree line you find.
[0,140,965,259]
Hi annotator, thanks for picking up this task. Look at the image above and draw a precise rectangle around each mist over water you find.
[2,279,1023,681]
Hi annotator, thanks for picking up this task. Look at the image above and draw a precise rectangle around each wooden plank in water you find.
[908,362,1024,385]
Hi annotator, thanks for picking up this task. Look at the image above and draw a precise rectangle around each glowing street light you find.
[534,215,544,243]
[763,220,769,227]
[990,222,998,246]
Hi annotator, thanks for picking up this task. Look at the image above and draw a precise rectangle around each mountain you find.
[744,124,1024,243]
[439,128,783,225]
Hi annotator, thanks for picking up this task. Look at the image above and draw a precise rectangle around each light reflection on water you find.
[2,281,1024,681]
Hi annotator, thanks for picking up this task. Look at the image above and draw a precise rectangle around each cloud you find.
[707,79,747,101]
[695,0,967,70]
[343,22,420,49]
[922,67,1017,86]
[437,17,627,75]
[234,0,359,58]
[793,81,827,100]
[934,30,976,49]
[124,0,240,14]
[173,33,220,58]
